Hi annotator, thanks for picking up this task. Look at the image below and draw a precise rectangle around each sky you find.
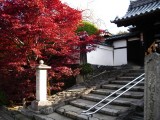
[60,0,130,34]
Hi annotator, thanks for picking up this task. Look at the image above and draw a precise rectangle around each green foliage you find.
[0,91,8,106]
[80,63,93,75]
[76,21,99,35]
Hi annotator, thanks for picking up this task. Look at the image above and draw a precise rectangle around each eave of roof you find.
[98,42,113,47]
[113,0,160,26]
[106,32,140,41]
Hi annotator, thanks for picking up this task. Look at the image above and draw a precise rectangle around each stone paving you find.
[0,106,31,120]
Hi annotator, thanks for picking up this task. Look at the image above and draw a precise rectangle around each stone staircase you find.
[0,68,144,120]
[33,68,144,120]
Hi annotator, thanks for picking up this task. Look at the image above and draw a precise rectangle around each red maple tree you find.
[0,0,100,101]
[0,0,99,103]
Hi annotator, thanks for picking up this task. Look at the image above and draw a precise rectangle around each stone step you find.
[134,112,144,117]
[92,89,144,99]
[127,109,144,120]
[110,80,144,86]
[0,107,31,120]
[116,76,136,81]
[128,69,144,73]
[81,93,142,107]
[123,73,143,77]
[13,114,31,120]
[122,75,143,78]
[69,99,129,116]
[101,84,144,92]
[34,112,73,120]
[56,105,117,120]
[128,116,144,120]
[0,110,14,120]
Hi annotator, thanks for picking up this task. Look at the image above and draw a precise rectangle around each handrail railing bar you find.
[82,73,145,113]
[82,77,145,116]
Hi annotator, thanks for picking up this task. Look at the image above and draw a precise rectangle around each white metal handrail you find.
[81,73,145,117]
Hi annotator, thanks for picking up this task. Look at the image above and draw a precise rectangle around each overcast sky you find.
[60,0,130,34]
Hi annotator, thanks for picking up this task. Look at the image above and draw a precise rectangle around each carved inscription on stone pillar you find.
[145,53,160,120]
[148,72,156,120]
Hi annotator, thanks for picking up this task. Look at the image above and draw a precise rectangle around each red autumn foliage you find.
[0,0,98,103]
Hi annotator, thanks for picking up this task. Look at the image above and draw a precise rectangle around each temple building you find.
[106,32,144,66]
[107,0,160,66]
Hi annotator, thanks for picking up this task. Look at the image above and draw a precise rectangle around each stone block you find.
[31,100,52,112]
[39,107,53,115]
[145,53,160,120]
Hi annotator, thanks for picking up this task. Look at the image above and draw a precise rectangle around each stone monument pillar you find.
[145,53,160,120]
[31,60,52,113]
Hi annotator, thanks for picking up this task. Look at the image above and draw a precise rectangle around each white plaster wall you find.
[87,40,128,66]
[87,45,114,66]
[113,39,127,48]
[113,40,127,66]
[114,49,127,66]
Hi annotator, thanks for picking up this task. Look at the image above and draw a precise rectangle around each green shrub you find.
[0,91,8,106]
[80,63,93,75]
[76,21,99,35]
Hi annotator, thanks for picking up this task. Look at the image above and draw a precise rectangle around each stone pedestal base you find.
[30,100,53,114]
[76,74,84,83]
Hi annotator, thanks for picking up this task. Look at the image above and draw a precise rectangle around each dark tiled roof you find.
[113,0,160,23]
[129,0,160,9]
[106,32,139,41]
